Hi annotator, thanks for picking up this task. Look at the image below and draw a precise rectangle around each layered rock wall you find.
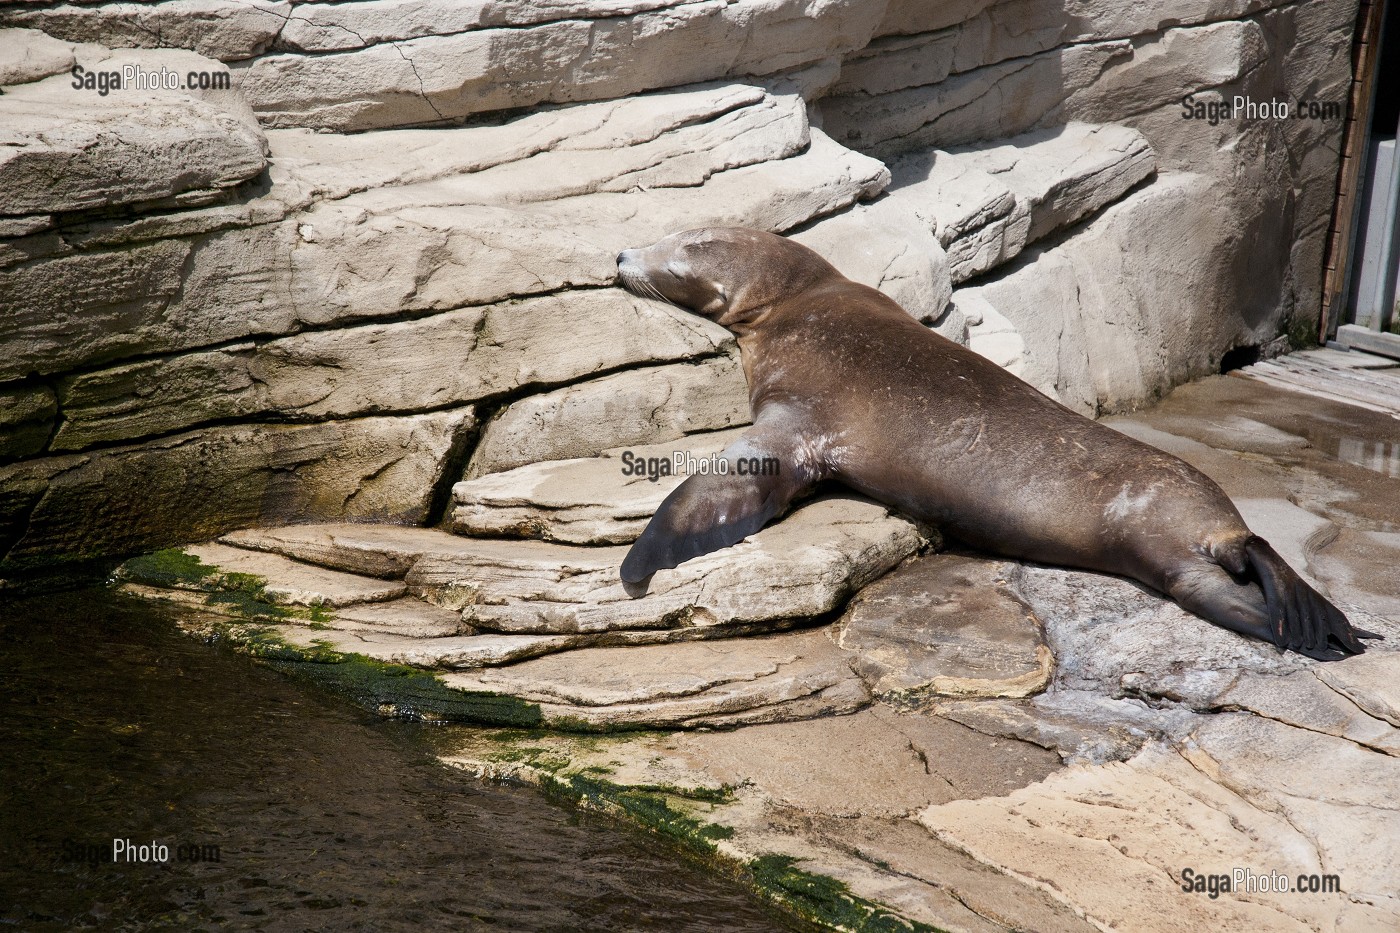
[0,0,1357,577]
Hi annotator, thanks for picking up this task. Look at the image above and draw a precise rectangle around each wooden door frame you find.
[1319,0,1390,342]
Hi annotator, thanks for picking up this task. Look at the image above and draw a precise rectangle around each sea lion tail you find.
[1242,536,1379,660]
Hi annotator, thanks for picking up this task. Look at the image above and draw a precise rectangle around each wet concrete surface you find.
[1103,354,1400,620]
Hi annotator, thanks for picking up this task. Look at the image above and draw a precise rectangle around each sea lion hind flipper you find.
[1165,563,1277,645]
[620,428,815,586]
[1242,536,1370,658]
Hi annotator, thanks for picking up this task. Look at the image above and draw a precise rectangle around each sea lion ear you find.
[619,422,814,588]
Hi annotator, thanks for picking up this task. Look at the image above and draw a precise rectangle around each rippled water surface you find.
[0,589,796,932]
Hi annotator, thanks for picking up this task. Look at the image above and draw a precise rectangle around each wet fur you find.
[616,228,1376,660]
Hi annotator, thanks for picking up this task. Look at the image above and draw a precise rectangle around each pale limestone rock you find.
[1184,713,1400,900]
[1,238,198,385]
[1316,651,1400,729]
[1065,20,1269,126]
[220,499,921,639]
[410,496,920,635]
[791,195,953,324]
[0,1,291,62]
[955,172,1236,414]
[238,0,887,131]
[826,6,1279,158]
[834,554,1051,701]
[0,409,473,568]
[820,39,1134,156]
[0,386,56,461]
[464,355,751,478]
[885,123,1155,287]
[832,29,959,97]
[281,127,887,329]
[441,628,869,729]
[221,523,490,579]
[52,290,730,452]
[0,28,75,86]
[451,429,745,544]
[944,123,1156,242]
[1016,562,1308,695]
[283,629,585,670]
[1123,668,1400,756]
[0,48,266,217]
[957,292,1026,376]
[181,542,407,607]
[853,0,1284,102]
[887,152,1027,284]
[919,742,1396,931]
[873,0,999,39]
[673,705,1063,817]
[1,88,884,386]
[263,82,786,199]
[936,693,1162,765]
[324,598,466,639]
[276,0,688,52]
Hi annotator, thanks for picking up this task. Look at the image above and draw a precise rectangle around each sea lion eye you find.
[665,262,685,278]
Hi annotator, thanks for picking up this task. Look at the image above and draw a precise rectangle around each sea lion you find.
[615,226,1377,661]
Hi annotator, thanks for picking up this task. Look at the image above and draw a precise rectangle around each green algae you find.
[749,856,942,933]
[119,547,331,624]
[461,733,941,933]
[543,771,736,849]
[120,547,217,587]
[201,624,547,727]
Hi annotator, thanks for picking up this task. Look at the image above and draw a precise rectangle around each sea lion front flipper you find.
[620,422,818,586]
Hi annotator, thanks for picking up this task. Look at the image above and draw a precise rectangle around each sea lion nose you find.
[616,249,633,266]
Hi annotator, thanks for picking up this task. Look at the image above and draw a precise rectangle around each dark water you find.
[0,589,796,932]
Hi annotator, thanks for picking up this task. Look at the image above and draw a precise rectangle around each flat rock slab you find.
[668,705,1063,819]
[221,523,487,579]
[323,598,465,640]
[225,0,887,131]
[0,27,75,86]
[944,122,1156,243]
[1,408,474,576]
[180,542,408,608]
[834,553,1052,701]
[441,627,869,729]
[919,739,1400,930]
[277,628,583,671]
[451,428,745,543]
[887,121,1155,283]
[53,290,732,453]
[462,355,751,477]
[225,496,922,636]
[0,45,266,217]
[416,497,922,635]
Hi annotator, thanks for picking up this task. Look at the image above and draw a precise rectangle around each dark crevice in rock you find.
[424,412,484,531]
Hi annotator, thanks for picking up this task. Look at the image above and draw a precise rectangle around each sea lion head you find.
[616,227,835,331]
